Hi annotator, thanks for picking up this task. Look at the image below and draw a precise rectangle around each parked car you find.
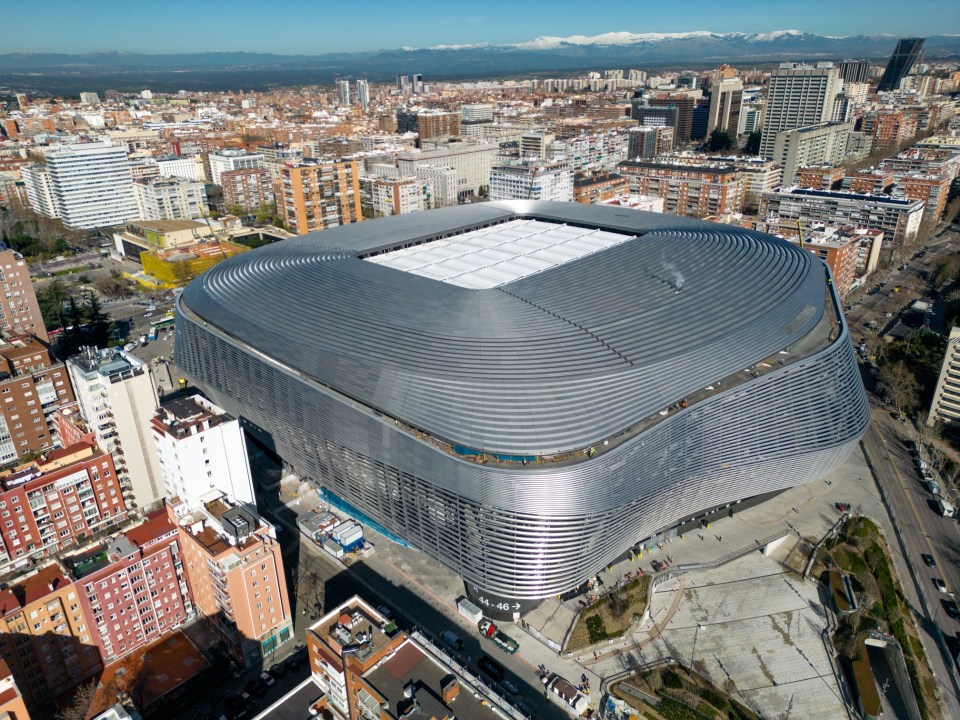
[934,578,951,594]
[260,671,276,687]
[268,664,287,679]
[943,599,960,620]
[246,679,266,697]
[916,458,928,470]
[283,655,301,671]
[923,554,937,568]
[377,605,394,620]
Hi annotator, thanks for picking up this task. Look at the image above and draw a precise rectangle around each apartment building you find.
[306,595,513,720]
[616,160,743,217]
[760,63,842,159]
[573,173,631,204]
[37,141,139,229]
[66,347,163,513]
[489,160,574,202]
[0,249,47,342]
[0,335,73,463]
[133,177,207,222]
[786,231,861,297]
[18,166,55,219]
[797,166,845,191]
[771,122,853,184]
[0,659,30,720]
[221,168,274,212]
[0,564,103,711]
[929,327,960,429]
[208,150,264,186]
[899,173,951,226]
[150,395,255,510]
[68,511,192,663]
[660,154,780,211]
[862,110,917,149]
[280,160,362,234]
[758,187,924,246]
[0,441,126,571]
[170,494,290,666]
[520,132,555,160]
[370,177,433,216]
[646,94,697,144]
[416,111,461,142]
[845,170,895,195]
[548,133,629,173]
[627,126,674,159]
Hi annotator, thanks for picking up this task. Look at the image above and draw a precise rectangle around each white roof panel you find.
[366,219,635,289]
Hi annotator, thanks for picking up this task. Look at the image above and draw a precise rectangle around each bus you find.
[149,314,175,332]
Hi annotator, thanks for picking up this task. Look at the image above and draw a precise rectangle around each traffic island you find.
[564,575,651,652]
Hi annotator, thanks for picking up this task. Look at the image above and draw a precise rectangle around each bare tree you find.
[56,680,98,720]
[879,360,920,418]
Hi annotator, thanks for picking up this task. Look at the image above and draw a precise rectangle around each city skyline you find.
[5,0,959,55]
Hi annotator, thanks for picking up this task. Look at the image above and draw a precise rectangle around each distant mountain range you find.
[1,31,959,95]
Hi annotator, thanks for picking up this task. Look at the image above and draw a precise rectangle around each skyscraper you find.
[336,78,351,105]
[877,38,925,92]
[356,78,370,111]
[838,59,870,84]
[759,63,842,159]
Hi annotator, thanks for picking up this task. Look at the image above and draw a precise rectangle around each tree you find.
[879,360,920,417]
[743,131,762,155]
[56,680,98,720]
[84,291,111,348]
[705,129,735,153]
[36,279,72,330]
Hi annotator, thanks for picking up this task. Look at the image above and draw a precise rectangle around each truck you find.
[457,597,483,624]
[478,619,519,654]
[938,498,956,518]
[440,630,464,651]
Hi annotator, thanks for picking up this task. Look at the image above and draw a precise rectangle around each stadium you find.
[174,200,869,616]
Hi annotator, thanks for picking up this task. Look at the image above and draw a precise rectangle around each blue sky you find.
[5,0,960,54]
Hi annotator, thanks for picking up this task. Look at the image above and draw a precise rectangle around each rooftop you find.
[312,598,392,660]
[68,346,144,379]
[366,218,634,289]
[0,563,71,615]
[153,394,231,438]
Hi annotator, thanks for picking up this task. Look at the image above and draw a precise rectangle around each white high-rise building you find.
[20,164,57,218]
[134,176,208,221]
[461,104,494,123]
[772,121,854,184]
[356,79,370,111]
[79,92,100,105]
[67,347,164,512]
[759,63,842,159]
[43,141,139,229]
[337,79,351,106]
[150,394,255,509]
[707,77,744,136]
[208,150,264,186]
[489,159,574,202]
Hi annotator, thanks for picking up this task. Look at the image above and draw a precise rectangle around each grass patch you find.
[565,574,651,651]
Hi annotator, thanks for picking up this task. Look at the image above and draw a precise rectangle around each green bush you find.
[663,670,683,689]
[657,695,712,720]
[696,702,719,718]
[697,687,730,711]
[585,615,608,643]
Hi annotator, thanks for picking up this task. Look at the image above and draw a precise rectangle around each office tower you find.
[677,75,700,90]
[396,143,499,202]
[838,59,870,84]
[759,63,842,159]
[395,110,419,134]
[133,176,207,221]
[488,159,574,201]
[171,496,291,665]
[355,78,370,111]
[707,77,744,136]
[0,334,73,463]
[647,94,696,144]
[461,103,494,123]
[0,249,47,342]
[280,160,362,233]
[336,78,351,106]
[44,141,139,229]
[691,100,710,141]
[79,92,100,105]
[396,74,410,94]
[877,38,925,92]
[207,149,264,186]
[412,73,424,94]
[631,102,680,149]
[150,394,256,509]
[66,347,164,512]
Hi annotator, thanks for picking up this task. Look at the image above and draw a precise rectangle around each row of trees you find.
[36,281,115,357]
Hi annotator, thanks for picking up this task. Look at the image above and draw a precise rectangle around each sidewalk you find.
[529,443,885,651]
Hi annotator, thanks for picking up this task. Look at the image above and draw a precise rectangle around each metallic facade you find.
[174,201,869,607]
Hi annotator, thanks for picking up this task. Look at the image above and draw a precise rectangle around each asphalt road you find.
[863,409,960,719]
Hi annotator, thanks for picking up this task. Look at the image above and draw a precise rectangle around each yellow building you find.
[138,240,248,288]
